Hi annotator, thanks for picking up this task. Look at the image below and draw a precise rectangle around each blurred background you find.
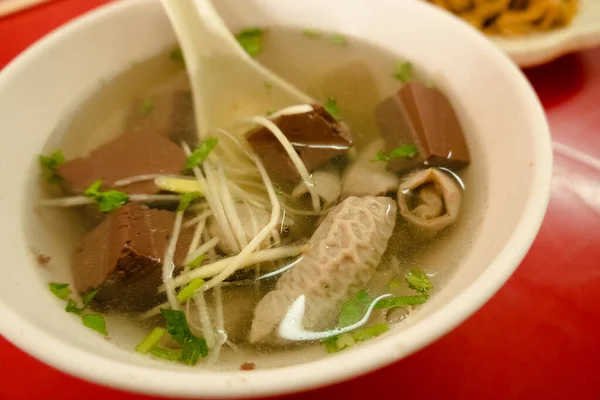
[0,1,599,399]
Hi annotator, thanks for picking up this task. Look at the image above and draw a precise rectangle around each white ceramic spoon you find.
[161,0,314,138]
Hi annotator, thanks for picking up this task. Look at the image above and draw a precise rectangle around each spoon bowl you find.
[161,0,313,137]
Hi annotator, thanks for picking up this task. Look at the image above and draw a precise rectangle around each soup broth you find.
[30,28,479,370]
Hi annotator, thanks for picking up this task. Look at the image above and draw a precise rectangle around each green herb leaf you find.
[303,29,322,39]
[170,47,184,63]
[135,327,167,354]
[371,145,419,162]
[265,110,274,117]
[338,290,373,328]
[177,192,201,212]
[393,61,413,83]
[187,253,206,269]
[235,28,264,58]
[65,299,84,315]
[81,288,99,307]
[141,98,154,113]
[374,294,428,310]
[352,323,389,342]
[329,34,347,46]
[149,346,182,362]
[49,282,71,300]
[406,270,433,294]
[83,179,129,213]
[324,98,342,121]
[160,309,208,364]
[177,278,206,302]
[39,151,65,183]
[389,144,419,159]
[184,137,219,171]
[82,314,108,336]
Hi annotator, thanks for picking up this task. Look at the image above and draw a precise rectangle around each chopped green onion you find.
[371,145,419,162]
[81,288,99,307]
[374,295,428,310]
[65,299,83,315]
[324,98,342,121]
[83,180,129,213]
[338,290,373,328]
[177,192,201,212]
[187,253,206,269]
[170,47,184,63]
[336,333,356,350]
[39,151,65,183]
[265,110,274,117]
[141,98,154,113]
[135,327,167,354]
[82,314,108,336]
[177,278,206,302]
[235,28,264,58]
[184,137,219,171]
[149,346,182,362]
[329,34,347,46]
[303,29,322,39]
[406,270,433,294]
[49,282,71,300]
[393,61,413,83]
[352,323,389,342]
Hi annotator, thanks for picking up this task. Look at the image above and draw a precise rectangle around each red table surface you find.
[1,1,600,399]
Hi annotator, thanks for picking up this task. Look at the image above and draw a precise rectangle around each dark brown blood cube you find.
[126,91,197,146]
[73,203,193,312]
[375,82,470,174]
[246,105,352,181]
[56,130,187,195]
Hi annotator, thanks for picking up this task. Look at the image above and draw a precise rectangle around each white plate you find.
[491,0,600,67]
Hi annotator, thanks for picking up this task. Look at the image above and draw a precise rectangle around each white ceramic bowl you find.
[0,0,552,398]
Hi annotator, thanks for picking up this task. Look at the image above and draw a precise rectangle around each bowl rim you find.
[0,0,553,397]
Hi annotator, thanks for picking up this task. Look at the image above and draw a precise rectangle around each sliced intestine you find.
[249,196,396,343]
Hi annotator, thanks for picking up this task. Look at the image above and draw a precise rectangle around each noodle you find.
[426,0,579,36]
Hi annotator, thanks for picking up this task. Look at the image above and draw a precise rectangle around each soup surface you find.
[31,28,479,370]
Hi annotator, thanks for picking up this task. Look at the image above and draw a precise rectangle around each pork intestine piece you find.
[341,139,401,198]
[249,196,396,344]
[397,168,461,232]
[291,163,341,207]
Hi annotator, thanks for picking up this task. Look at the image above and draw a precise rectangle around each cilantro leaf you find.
[82,314,108,336]
[352,323,389,342]
[389,144,419,159]
[187,253,206,269]
[81,288,99,307]
[374,294,428,310]
[160,309,208,364]
[170,47,184,63]
[387,278,402,290]
[371,145,419,162]
[65,299,84,315]
[49,282,71,300]
[324,98,342,121]
[235,28,264,58]
[135,327,167,354]
[177,192,201,212]
[393,61,413,83]
[39,151,65,183]
[406,270,433,294]
[338,290,373,328]
[176,278,206,302]
[184,137,218,171]
[329,34,347,46]
[83,180,129,213]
